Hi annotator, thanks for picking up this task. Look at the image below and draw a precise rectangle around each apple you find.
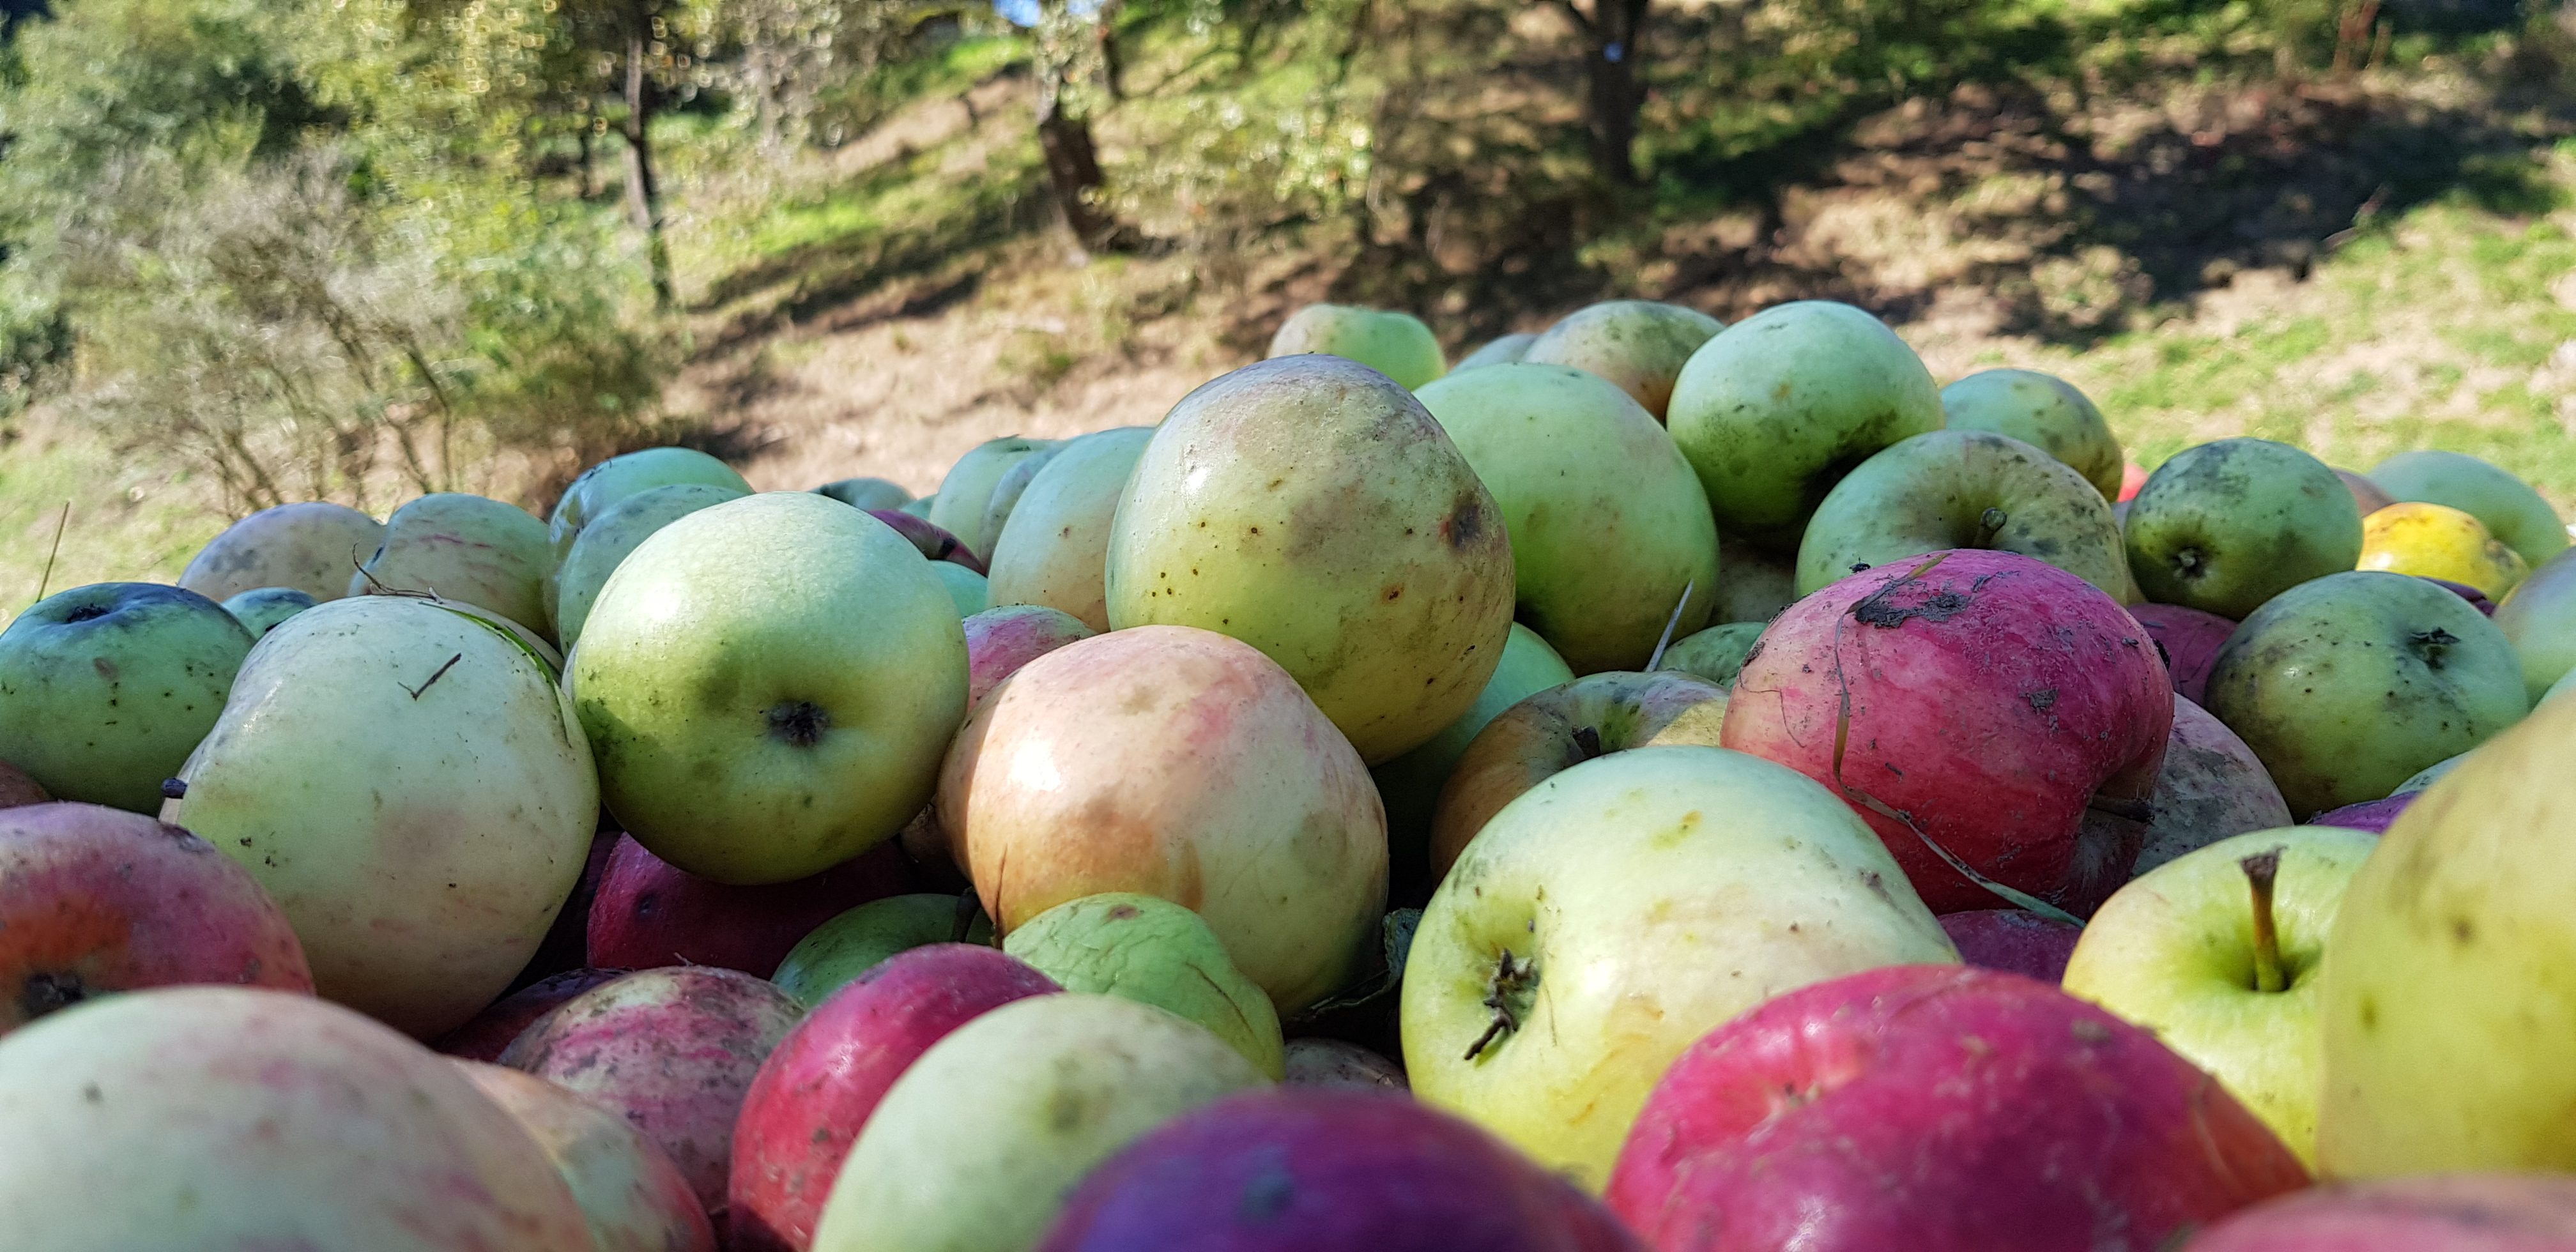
[220,586,315,637]
[0,582,254,813]
[2494,547,2576,703]
[1372,623,1575,905]
[1415,363,1720,672]
[2308,793,2416,833]
[515,826,620,989]
[0,986,592,1251]
[1282,1038,1408,1090]
[572,492,968,885]
[2423,574,2499,613]
[549,446,752,570]
[810,993,1266,1252]
[2120,461,2149,502]
[1004,892,1284,1079]
[2126,438,2364,619]
[433,966,629,1062]
[815,477,912,510]
[2123,695,2295,874]
[928,437,1057,563]
[2359,501,2529,598]
[1105,355,1514,763]
[2063,826,2377,1166]
[1722,550,2174,917]
[1940,368,2124,498]
[178,500,385,604]
[939,625,1386,1014]
[900,493,935,519]
[1604,965,2309,1249]
[549,481,746,648]
[1654,621,1764,687]
[770,893,995,1006]
[1937,909,2080,982]
[2132,602,2237,704]
[1268,303,1447,390]
[1453,332,1536,372]
[985,427,1154,632]
[1519,299,1726,421]
[2370,448,2569,568]
[730,943,1059,1252]
[2204,570,2526,817]
[864,507,986,572]
[502,965,805,1213]
[1666,300,1945,549]
[586,834,911,976]
[2396,749,2471,793]
[974,442,1068,564]
[351,492,556,639]
[1034,1090,1647,1252]
[1712,538,1797,623]
[0,802,311,1036]
[1403,745,1958,1189]
[1794,429,2133,600]
[454,1060,716,1252]
[1429,669,1731,882]
[2338,467,2399,517]
[933,561,988,616]
[0,760,47,809]
[2187,1174,2576,1249]
[162,595,597,1037]
[961,604,1095,712]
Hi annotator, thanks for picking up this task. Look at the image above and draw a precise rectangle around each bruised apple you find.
[180,501,385,604]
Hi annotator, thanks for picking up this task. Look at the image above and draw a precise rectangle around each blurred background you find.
[3,0,2573,595]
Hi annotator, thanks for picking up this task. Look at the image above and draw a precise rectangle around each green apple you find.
[1415,363,1720,672]
[549,482,747,650]
[771,894,993,1005]
[2126,438,2364,619]
[815,477,913,510]
[1002,892,1284,1080]
[926,438,1055,566]
[1370,623,1574,905]
[220,587,316,639]
[2370,448,2568,569]
[179,501,385,604]
[2062,825,2377,1167]
[2204,570,2526,816]
[355,493,556,641]
[1941,368,2124,498]
[1267,303,1446,390]
[1520,300,1726,421]
[1655,621,1765,687]
[900,494,936,519]
[1453,333,1536,372]
[549,447,751,569]
[974,444,1068,564]
[1105,356,1514,763]
[2393,750,2469,794]
[2318,693,2576,1176]
[1713,538,1797,623]
[1402,745,1957,1189]
[163,597,598,1037]
[984,426,1154,632]
[1794,429,2132,600]
[1666,300,1945,549]
[2494,546,2576,704]
[571,492,969,885]
[810,993,1266,1252]
[932,562,988,618]
[0,583,256,813]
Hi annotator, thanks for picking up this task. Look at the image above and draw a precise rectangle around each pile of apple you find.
[8,295,2576,1251]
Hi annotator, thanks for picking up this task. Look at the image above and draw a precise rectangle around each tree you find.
[1550,0,1650,187]
[1032,0,1128,252]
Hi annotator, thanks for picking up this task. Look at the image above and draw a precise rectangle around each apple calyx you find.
[1462,949,1537,1062]
[2170,546,2207,579]
[1975,506,2009,547]
[765,700,832,747]
[2409,627,2458,669]
[2239,846,2288,993]
[20,970,87,1021]
[62,603,110,623]
[1571,726,1604,761]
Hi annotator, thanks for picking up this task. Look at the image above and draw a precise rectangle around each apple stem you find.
[1462,949,1535,1062]
[1976,505,2009,546]
[2241,846,2287,993]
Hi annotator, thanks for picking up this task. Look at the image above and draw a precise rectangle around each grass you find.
[0,422,227,613]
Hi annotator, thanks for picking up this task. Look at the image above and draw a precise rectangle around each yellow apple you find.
[2358,501,2529,599]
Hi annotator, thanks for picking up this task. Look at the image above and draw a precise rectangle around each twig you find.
[1645,579,1696,672]
[33,501,68,606]
[402,653,463,701]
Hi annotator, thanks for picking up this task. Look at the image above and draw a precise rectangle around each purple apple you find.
[586,834,911,975]
[1937,910,2081,982]
[2419,576,2499,615]
[865,508,986,574]
[2133,602,2237,705]
[2308,793,2416,833]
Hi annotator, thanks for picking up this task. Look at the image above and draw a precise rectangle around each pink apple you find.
[963,604,1097,712]
[1937,910,2080,982]
[500,966,805,1219]
[2120,462,2149,503]
[2187,1173,2576,1249]
[2133,602,2236,704]
[1037,1089,1646,1252]
[433,966,629,1063]
[729,943,1061,1252]
[0,802,312,1036]
[1721,550,2174,916]
[2309,793,2417,833]
[1607,965,2309,1251]
[0,759,49,810]
[586,834,911,975]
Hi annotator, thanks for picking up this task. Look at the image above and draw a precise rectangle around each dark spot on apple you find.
[2358,995,2379,1031]
[1238,1165,1298,1222]
[636,890,658,918]
[20,971,88,1021]
[63,604,110,623]
[766,701,831,747]
[2024,689,2058,712]
[1108,904,1140,920]
[2070,1018,2112,1043]
[2452,916,2474,943]
[1439,493,1487,552]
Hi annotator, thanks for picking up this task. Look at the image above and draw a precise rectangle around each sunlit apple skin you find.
[0,802,312,1037]
[1403,746,1957,1190]
[1372,624,1574,906]
[432,967,627,1063]
[352,492,556,639]
[1722,549,2174,917]
[1606,965,2309,1251]
[985,427,1154,632]
[2359,502,2529,599]
[552,447,752,562]
[180,501,385,604]
[2495,547,2576,704]
[1004,892,1284,1079]
[2133,602,2237,705]
[1268,303,1448,390]
[0,582,254,814]
[550,481,746,649]
[2126,438,2364,620]
[813,477,911,510]
[929,437,1056,563]
[2120,696,2294,875]
[1941,367,2124,498]
[586,835,911,976]
[729,944,1059,1252]
[2063,826,2377,1166]
[221,586,316,638]
[1034,1090,1648,1252]
[1454,333,1537,372]
[2318,693,2576,1177]
[975,443,1066,563]
[1521,299,1726,421]
[961,604,1096,713]
[2370,448,2569,569]
[1795,428,2133,600]
[455,1060,716,1252]
[1938,909,2080,982]
[2188,1173,2576,1250]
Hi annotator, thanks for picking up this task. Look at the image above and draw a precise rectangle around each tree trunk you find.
[622,30,675,310]
[1036,97,1121,252]
[1579,0,1650,187]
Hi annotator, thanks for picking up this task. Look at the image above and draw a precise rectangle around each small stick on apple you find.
[2240,846,2287,993]
[1462,949,1535,1062]
[1644,579,1698,673]
[33,500,68,606]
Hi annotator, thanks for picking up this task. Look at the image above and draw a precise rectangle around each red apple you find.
[728,943,1060,1252]
[2309,793,2416,833]
[500,966,804,1219]
[0,802,312,1036]
[963,604,1096,712]
[1937,910,2080,982]
[2133,602,2237,705]
[2120,462,2149,503]
[433,966,629,1063]
[0,759,49,810]
[454,1059,717,1252]
[1606,965,2309,1251]
[1036,1089,1646,1252]
[2187,1173,2576,1250]
[586,835,910,975]
[1721,550,2174,916]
